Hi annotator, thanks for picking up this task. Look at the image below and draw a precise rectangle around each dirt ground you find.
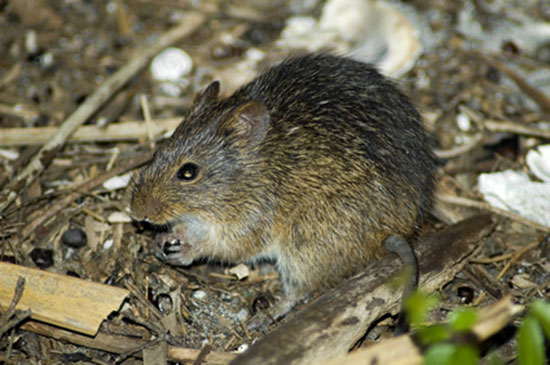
[1,0,550,363]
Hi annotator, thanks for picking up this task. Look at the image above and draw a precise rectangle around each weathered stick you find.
[0,118,181,146]
[0,262,129,335]
[232,214,496,365]
[21,321,237,364]
[320,296,523,365]
[0,277,31,337]
[0,12,205,213]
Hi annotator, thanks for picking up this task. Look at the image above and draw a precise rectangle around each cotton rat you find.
[131,53,437,329]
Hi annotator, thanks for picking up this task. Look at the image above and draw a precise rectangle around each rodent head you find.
[130,81,271,227]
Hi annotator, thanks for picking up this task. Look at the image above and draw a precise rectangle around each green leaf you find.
[448,307,478,332]
[406,290,441,327]
[423,344,479,365]
[451,345,479,364]
[517,316,545,365]
[416,324,451,345]
[529,300,550,340]
[423,343,455,365]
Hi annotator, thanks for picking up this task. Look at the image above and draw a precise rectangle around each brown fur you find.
[131,53,438,327]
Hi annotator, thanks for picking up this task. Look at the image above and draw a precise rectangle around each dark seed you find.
[457,285,474,304]
[61,228,87,248]
[29,248,54,269]
[155,293,174,313]
[252,295,271,314]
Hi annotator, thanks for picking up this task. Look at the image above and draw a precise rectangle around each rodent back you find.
[229,54,437,219]
[132,53,437,230]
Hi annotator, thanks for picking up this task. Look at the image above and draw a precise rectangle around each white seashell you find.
[276,0,421,77]
[319,0,371,42]
[150,47,193,82]
[526,144,550,182]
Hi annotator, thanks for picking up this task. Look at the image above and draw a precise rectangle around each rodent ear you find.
[223,101,270,147]
[194,81,220,108]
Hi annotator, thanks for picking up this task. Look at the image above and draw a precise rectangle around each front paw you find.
[154,232,193,266]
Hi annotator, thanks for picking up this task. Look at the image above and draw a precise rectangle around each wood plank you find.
[0,262,129,335]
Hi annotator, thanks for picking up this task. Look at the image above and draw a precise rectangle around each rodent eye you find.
[176,163,199,181]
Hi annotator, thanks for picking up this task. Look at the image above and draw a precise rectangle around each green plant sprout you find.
[404,292,550,365]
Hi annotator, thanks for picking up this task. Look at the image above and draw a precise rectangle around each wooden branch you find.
[0,12,205,213]
[320,296,523,365]
[0,262,129,335]
[21,321,237,364]
[483,119,550,139]
[436,193,550,233]
[231,214,496,365]
[0,118,181,146]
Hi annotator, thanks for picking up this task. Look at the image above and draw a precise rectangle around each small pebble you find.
[61,228,87,248]
[0,148,20,161]
[192,290,207,300]
[526,144,550,182]
[229,263,249,280]
[155,293,174,313]
[456,113,471,132]
[252,295,271,314]
[102,172,131,191]
[29,248,54,269]
[107,211,132,223]
[103,239,114,250]
[236,308,249,322]
[457,285,474,304]
[236,344,249,353]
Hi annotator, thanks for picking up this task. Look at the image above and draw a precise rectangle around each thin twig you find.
[124,281,165,322]
[483,119,550,139]
[0,277,26,323]
[434,134,485,159]
[18,150,153,240]
[140,94,156,149]
[0,277,31,337]
[436,193,550,233]
[482,55,550,113]
[0,12,205,213]
[114,337,163,364]
[194,344,213,365]
[0,118,181,146]
[473,239,542,306]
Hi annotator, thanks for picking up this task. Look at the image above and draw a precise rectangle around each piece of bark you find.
[320,296,523,365]
[143,341,168,365]
[232,214,496,365]
[0,262,129,335]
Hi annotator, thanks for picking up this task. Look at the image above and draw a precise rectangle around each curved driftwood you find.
[232,214,496,365]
